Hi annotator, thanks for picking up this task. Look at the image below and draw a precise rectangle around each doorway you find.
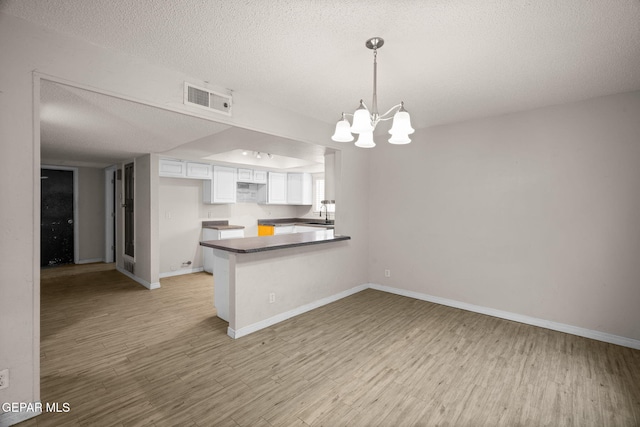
[124,162,134,258]
[105,165,117,263]
[41,167,78,267]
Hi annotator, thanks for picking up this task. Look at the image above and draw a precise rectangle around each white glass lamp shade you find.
[331,118,354,142]
[388,110,415,136]
[388,133,411,144]
[350,104,374,134]
[354,131,376,148]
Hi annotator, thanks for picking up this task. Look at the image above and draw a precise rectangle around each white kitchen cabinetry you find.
[159,159,186,178]
[159,159,212,179]
[203,165,237,204]
[273,225,295,235]
[186,162,212,179]
[258,172,288,204]
[237,168,267,184]
[202,228,245,273]
[237,168,253,182]
[287,173,313,205]
[253,170,267,184]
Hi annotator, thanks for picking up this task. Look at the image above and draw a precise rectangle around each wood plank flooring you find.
[21,263,640,426]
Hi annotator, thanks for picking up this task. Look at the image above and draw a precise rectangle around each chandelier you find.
[331,37,414,148]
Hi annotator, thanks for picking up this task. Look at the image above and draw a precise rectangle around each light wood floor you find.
[21,263,640,426]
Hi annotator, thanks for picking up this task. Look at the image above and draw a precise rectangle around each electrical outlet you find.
[385,269,391,278]
[269,293,276,303]
[0,369,9,390]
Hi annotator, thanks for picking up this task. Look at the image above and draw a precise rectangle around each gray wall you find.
[369,91,640,342]
[77,167,105,262]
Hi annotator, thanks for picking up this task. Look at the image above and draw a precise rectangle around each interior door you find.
[41,168,74,267]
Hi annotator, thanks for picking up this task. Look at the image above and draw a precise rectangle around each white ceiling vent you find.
[184,83,232,116]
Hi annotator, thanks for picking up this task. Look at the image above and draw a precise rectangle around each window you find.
[314,178,335,216]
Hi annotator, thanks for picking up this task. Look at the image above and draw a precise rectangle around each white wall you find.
[159,177,204,275]
[369,91,640,342]
[0,15,41,414]
[159,176,313,276]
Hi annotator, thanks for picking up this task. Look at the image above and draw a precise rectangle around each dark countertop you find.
[202,220,245,230]
[258,218,334,228]
[200,231,350,253]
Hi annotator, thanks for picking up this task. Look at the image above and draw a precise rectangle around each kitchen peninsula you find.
[200,230,350,338]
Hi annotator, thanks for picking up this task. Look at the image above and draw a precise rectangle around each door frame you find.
[41,164,79,264]
[104,165,117,263]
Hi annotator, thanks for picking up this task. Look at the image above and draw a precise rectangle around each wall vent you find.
[184,83,232,116]
[124,259,135,275]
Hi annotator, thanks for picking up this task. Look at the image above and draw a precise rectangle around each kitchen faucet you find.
[320,203,329,223]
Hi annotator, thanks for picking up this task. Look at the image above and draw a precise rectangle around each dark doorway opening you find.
[41,168,75,267]
[124,162,134,258]
[111,170,116,262]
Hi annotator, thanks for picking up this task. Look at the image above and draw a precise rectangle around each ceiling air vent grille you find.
[184,83,232,116]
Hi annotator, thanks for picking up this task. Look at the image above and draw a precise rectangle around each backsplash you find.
[237,182,260,203]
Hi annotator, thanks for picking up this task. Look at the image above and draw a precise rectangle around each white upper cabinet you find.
[264,172,288,204]
[186,162,212,179]
[237,168,267,184]
[237,168,253,182]
[287,173,312,205]
[253,170,267,184]
[159,159,186,178]
[203,165,237,204]
[159,159,211,179]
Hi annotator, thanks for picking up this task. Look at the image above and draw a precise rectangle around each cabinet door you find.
[287,173,312,205]
[213,166,237,203]
[219,229,245,239]
[268,172,288,204]
[159,159,186,178]
[300,173,313,205]
[186,162,212,179]
[237,168,253,182]
[204,166,237,204]
[274,225,295,235]
[253,170,267,184]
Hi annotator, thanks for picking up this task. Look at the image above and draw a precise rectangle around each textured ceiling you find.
[4,0,640,164]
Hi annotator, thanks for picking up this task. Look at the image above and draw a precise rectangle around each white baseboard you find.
[228,284,369,339]
[116,266,161,290]
[369,283,640,350]
[0,403,41,427]
[76,258,104,265]
[159,267,204,278]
